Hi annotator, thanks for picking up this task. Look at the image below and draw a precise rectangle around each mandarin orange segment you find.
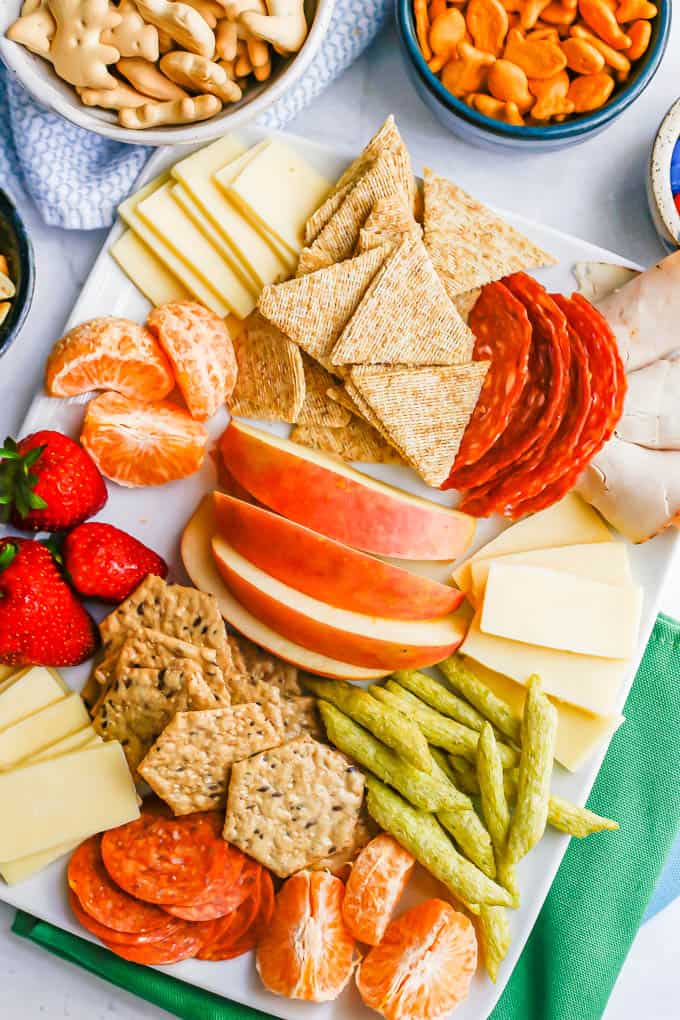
[342,834,415,946]
[256,870,355,1002]
[80,391,208,488]
[147,301,238,421]
[45,317,175,401]
[356,899,478,1020]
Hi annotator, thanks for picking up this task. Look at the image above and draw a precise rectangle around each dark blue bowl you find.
[0,189,35,359]
[396,0,671,152]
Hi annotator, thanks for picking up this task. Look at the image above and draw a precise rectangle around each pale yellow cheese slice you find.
[0,742,139,861]
[23,727,100,765]
[171,137,290,290]
[119,175,231,319]
[461,657,624,772]
[460,610,628,716]
[136,183,255,319]
[218,138,331,261]
[47,668,70,694]
[111,230,191,306]
[1,838,81,885]
[0,694,90,770]
[481,563,642,660]
[469,541,632,608]
[0,667,66,733]
[453,493,612,594]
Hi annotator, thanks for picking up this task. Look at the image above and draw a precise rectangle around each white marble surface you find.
[1,16,680,1019]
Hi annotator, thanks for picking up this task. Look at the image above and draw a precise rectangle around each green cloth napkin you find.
[12,613,680,1020]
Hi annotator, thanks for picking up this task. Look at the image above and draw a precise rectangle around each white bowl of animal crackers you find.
[0,0,335,146]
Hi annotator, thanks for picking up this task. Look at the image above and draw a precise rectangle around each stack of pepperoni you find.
[67,803,274,965]
[442,272,626,519]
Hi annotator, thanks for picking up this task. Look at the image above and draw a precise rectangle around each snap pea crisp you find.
[429,749,496,878]
[392,668,488,733]
[438,655,522,746]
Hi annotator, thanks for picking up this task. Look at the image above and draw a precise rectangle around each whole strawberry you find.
[63,522,168,602]
[0,538,98,667]
[0,430,107,532]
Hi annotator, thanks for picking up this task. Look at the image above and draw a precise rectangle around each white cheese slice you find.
[0,742,139,861]
[219,138,331,260]
[136,183,256,319]
[0,694,90,770]
[468,541,632,607]
[460,610,628,715]
[461,656,624,772]
[481,563,642,660]
[119,175,231,319]
[111,229,191,306]
[23,727,100,765]
[46,668,70,693]
[453,493,612,594]
[0,667,66,733]
[1,838,81,885]
[171,138,290,289]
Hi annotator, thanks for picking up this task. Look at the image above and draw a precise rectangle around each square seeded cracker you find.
[280,696,324,742]
[223,736,365,878]
[138,691,284,815]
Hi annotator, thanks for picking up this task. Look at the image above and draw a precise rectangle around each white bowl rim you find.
[650,97,680,247]
[0,0,335,146]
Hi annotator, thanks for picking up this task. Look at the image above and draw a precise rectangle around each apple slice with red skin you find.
[212,535,467,671]
[212,492,464,621]
[219,420,475,560]
[181,497,389,681]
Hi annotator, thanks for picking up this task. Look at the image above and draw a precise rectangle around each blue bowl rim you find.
[0,188,35,360]
[396,0,671,141]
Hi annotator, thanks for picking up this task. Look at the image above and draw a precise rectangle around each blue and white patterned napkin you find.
[0,0,390,230]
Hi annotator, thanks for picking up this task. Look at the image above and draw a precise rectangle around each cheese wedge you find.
[0,694,90,770]
[119,175,231,319]
[136,183,256,319]
[0,742,139,861]
[469,542,632,607]
[453,493,612,594]
[218,139,331,262]
[111,230,191,306]
[1,838,81,885]
[23,727,100,765]
[171,138,290,290]
[461,656,624,772]
[460,610,628,715]
[0,667,66,733]
[481,563,642,659]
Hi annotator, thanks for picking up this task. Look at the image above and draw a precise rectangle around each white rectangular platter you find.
[1,126,677,1020]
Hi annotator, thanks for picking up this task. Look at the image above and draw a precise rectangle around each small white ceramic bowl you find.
[0,0,334,146]
[648,97,680,253]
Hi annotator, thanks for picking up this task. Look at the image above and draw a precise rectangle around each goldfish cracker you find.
[118,94,222,128]
[472,92,525,123]
[540,1,578,23]
[428,8,467,72]
[577,0,631,48]
[615,0,656,20]
[504,26,567,77]
[487,58,533,110]
[570,23,631,71]
[440,40,496,95]
[466,0,509,55]
[561,35,605,71]
[528,24,561,40]
[429,0,449,18]
[414,0,433,59]
[624,18,651,59]
[567,69,614,110]
[529,68,575,117]
[519,0,551,28]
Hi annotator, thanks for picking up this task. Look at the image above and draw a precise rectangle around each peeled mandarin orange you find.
[45,318,174,401]
[356,899,478,1020]
[147,301,238,421]
[256,870,355,1002]
[80,392,208,488]
[342,834,415,945]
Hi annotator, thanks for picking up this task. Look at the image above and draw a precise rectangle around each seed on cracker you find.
[258,247,387,371]
[223,736,364,878]
[296,356,351,428]
[138,691,285,815]
[349,362,490,487]
[229,311,305,423]
[291,417,406,466]
[331,236,475,367]
[422,168,556,300]
[358,193,422,255]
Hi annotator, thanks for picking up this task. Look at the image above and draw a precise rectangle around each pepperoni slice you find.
[68,836,172,934]
[463,318,591,518]
[221,870,276,961]
[101,917,216,966]
[101,811,228,907]
[164,846,249,921]
[197,866,266,961]
[511,293,626,516]
[68,889,184,946]
[443,282,532,485]
[453,273,570,497]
